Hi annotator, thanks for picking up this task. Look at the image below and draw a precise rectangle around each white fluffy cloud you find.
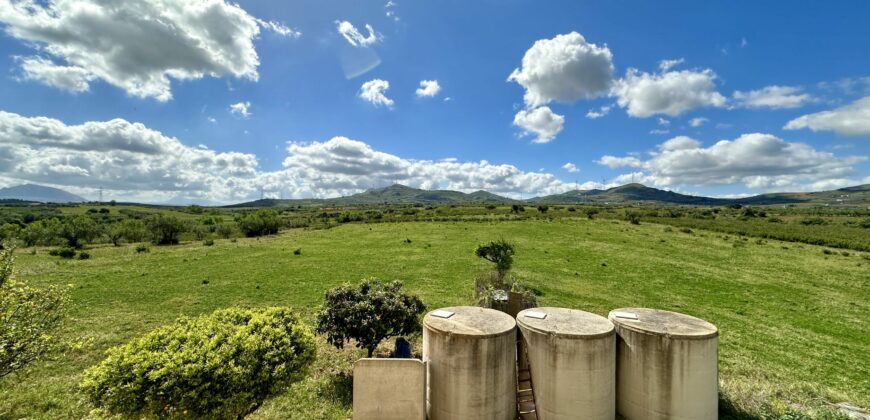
[562,162,579,173]
[0,111,260,202]
[0,111,584,202]
[784,96,870,136]
[597,133,865,189]
[0,0,294,101]
[658,58,684,72]
[229,102,252,118]
[689,117,709,127]
[513,107,565,144]
[733,85,812,109]
[416,80,441,98]
[585,105,611,119]
[612,68,727,117]
[508,32,614,107]
[336,20,380,47]
[359,79,394,107]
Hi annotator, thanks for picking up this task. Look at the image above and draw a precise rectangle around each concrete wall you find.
[353,358,426,420]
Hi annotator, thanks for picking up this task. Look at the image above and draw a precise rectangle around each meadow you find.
[0,217,868,419]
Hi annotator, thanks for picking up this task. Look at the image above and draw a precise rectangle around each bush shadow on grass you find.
[719,394,763,420]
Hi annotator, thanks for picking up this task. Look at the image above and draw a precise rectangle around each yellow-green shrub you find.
[81,307,316,419]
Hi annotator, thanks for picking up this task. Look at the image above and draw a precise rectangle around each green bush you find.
[475,240,516,277]
[81,307,316,419]
[77,251,90,260]
[316,279,425,357]
[237,209,281,237]
[135,244,149,253]
[54,247,77,259]
[147,215,186,245]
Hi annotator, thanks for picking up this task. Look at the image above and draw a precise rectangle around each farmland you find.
[0,213,867,419]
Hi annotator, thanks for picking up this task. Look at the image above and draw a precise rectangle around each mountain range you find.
[227,183,870,208]
[0,184,86,203]
[1,182,867,207]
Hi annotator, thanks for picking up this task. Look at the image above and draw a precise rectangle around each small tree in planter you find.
[475,239,515,280]
[316,278,425,358]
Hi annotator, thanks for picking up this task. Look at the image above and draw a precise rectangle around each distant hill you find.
[224,183,870,208]
[0,184,86,203]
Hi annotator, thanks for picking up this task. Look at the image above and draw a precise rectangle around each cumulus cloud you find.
[658,58,684,72]
[733,85,812,109]
[359,79,394,107]
[689,117,709,127]
[784,96,870,136]
[0,0,292,101]
[416,80,441,98]
[0,111,260,202]
[562,162,579,173]
[612,68,727,117]
[0,111,584,202]
[512,106,565,144]
[336,20,381,47]
[508,32,614,107]
[229,102,252,118]
[597,133,865,190]
[585,105,611,119]
[255,19,300,38]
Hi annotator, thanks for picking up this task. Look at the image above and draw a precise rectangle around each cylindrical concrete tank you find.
[423,306,517,420]
[516,307,615,420]
[608,308,719,420]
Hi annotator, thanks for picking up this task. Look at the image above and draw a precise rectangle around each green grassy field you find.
[1,219,868,419]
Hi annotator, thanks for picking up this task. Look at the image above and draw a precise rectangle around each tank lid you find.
[517,307,614,339]
[424,306,516,338]
[608,308,718,339]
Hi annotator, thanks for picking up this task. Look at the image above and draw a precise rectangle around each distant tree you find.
[316,279,425,358]
[119,219,148,243]
[584,208,599,220]
[537,205,549,213]
[0,224,21,247]
[21,218,61,247]
[185,205,204,214]
[106,222,125,247]
[625,211,641,225]
[215,223,235,239]
[475,240,516,278]
[237,209,281,237]
[190,224,210,241]
[146,215,186,245]
[0,247,69,379]
[510,204,525,214]
[58,215,101,248]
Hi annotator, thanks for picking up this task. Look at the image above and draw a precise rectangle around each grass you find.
[1,219,868,419]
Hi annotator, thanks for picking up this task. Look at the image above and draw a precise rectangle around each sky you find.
[0,0,868,204]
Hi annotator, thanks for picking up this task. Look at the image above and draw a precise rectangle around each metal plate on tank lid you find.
[431,309,455,319]
[524,311,548,319]
[611,311,638,320]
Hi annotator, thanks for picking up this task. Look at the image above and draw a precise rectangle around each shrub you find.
[58,215,101,248]
[203,239,215,246]
[0,247,69,378]
[237,209,281,237]
[585,208,599,220]
[120,219,148,244]
[510,204,525,214]
[475,240,516,277]
[81,307,316,419]
[77,251,91,260]
[625,211,641,225]
[215,223,235,239]
[135,244,149,253]
[316,279,425,357]
[567,207,576,212]
[147,215,186,245]
[293,248,302,256]
[536,205,549,213]
[55,247,77,259]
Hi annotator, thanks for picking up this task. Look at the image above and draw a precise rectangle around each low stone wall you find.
[353,358,426,420]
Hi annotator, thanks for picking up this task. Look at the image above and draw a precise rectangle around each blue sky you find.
[0,0,868,203]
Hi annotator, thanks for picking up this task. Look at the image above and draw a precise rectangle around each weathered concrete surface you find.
[609,308,719,420]
[517,307,616,420]
[353,358,426,420]
[424,306,517,420]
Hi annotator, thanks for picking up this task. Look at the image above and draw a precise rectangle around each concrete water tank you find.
[423,306,517,420]
[516,307,615,420]
[608,308,719,420]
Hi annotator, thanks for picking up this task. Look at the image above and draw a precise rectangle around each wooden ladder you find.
[516,337,539,420]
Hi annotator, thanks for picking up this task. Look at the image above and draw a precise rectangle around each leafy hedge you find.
[81,307,316,419]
